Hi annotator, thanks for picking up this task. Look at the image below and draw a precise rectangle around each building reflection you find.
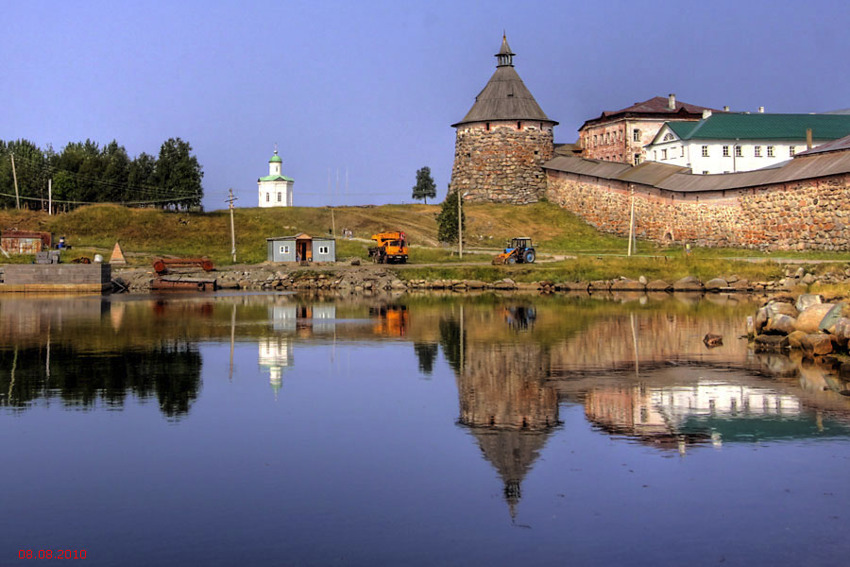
[444,309,560,518]
[582,375,813,452]
[258,337,293,398]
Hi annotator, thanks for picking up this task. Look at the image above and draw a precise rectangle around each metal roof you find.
[669,113,850,141]
[544,150,850,194]
[453,39,556,127]
[797,134,850,156]
[580,96,714,129]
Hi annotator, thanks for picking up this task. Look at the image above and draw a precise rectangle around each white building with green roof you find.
[645,112,850,174]
[258,149,294,207]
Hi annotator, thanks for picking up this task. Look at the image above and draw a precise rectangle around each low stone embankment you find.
[114,263,850,295]
[751,293,850,356]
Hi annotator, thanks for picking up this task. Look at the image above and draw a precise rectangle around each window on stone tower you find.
[485,123,490,131]
[517,121,522,130]
[633,129,640,142]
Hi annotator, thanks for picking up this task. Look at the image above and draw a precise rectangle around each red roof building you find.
[579,94,716,165]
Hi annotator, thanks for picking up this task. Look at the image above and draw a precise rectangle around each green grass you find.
[1,203,848,282]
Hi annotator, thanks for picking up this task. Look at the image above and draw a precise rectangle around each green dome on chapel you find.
[269,153,282,163]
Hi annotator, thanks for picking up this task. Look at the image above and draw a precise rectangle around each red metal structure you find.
[152,258,215,275]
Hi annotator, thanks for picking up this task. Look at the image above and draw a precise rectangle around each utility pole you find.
[10,154,20,209]
[48,178,52,215]
[629,184,635,256]
[226,188,237,263]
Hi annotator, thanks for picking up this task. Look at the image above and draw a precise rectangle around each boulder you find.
[764,300,799,320]
[704,278,728,292]
[610,278,644,291]
[646,279,672,292]
[832,317,850,344]
[796,294,823,312]
[819,303,850,333]
[786,330,808,349]
[764,314,797,335]
[800,333,834,356]
[559,281,588,291]
[673,276,704,292]
[589,280,610,291]
[794,303,835,333]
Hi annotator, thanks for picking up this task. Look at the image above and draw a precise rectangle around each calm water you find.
[2,292,850,566]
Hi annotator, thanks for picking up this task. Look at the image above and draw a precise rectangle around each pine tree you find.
[412,166,437,204]
[436,187,465,244]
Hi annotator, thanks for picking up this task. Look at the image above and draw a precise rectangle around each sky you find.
[4,0,850,212]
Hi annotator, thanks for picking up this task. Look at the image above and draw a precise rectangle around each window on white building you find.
[789,146,796,156]
[767,146,775,157]
[277,192,282,201]
[266,193,270,202]
[735,145,743,157]
[663,133,675,142]
[680,146,685,157]
[702,171,709,175]
[722,146,730,157]
[754,146,762,157]
[653,151,657,161]
[701,146,709,157]
[661,149,667,160]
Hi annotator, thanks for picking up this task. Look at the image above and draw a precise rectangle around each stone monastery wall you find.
[545,170,850,251]
[451,121,554,204]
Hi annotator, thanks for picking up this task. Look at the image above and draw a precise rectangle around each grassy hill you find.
[1,202,847,284]
[0,202,631,265]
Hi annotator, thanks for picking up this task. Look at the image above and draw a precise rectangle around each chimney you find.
[806,128,813,150]
[702,109,712,119]
[668,94,676,110]
[758,106,765,113]
[723,105,730,112]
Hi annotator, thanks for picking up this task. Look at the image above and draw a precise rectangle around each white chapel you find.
[258,148,294,207]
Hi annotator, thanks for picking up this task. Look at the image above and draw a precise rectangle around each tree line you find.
[0,137,204,211]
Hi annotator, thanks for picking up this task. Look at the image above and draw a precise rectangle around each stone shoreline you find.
[113,263,849,295]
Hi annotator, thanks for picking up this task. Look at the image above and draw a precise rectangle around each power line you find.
[0,190,199,206]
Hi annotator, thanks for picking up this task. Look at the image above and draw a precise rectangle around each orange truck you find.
[368,231,409,264]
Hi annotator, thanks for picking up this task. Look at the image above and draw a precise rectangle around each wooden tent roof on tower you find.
[452,35,557,127]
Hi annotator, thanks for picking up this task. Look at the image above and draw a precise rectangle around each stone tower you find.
[450,35,557,204]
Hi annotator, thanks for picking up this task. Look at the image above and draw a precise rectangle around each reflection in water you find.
[5,293,850,563]
[0,344,201,418]
[258,337,293,397]
[444,306,560,518]
[413,342,438,375]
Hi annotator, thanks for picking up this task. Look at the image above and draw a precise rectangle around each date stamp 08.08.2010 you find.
[18,550,86,560]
